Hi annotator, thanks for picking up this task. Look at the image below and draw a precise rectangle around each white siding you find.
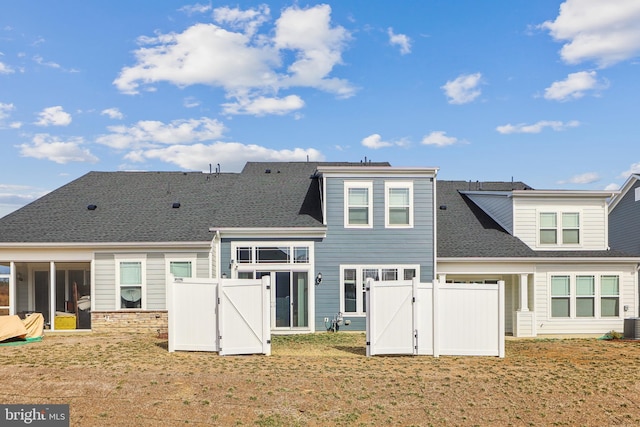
[513,197,608,250]
[534,262,637,335]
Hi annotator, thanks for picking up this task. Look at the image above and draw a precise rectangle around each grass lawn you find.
[1,332,640,426]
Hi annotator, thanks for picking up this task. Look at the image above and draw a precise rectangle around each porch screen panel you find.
[0,276,8,316]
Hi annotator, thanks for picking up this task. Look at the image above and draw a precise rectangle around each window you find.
[168,259,194,279]
[539,212,580,245]
[601,276,619,317]
[344,182,372,228]
[340,265,420,315]
[575,276,594,317]
[257,247,290,263]
[231,242,312,264]
[540,213,557,244]
[550,274,620,319]
[385,182,413,227]
[118,260,144,309]
[551,275,570,317]
[562,213,580,244]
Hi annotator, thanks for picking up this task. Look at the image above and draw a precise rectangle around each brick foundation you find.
[91,310,168,334]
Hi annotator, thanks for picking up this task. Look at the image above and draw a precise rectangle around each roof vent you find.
[439,205,447,210]
[265,169,271,174]
[172,202,181,209]
[87,204,97,211]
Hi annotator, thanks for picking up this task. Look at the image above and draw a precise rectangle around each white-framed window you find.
[166,256,196,279]
[115,255,146,310]
[232,243,312,268]
[600,275,620,317]
[550,274,620,319]
[344,181,373,228]
[340,265,419,316]
[385,181,413,228]
[539,212,580,246]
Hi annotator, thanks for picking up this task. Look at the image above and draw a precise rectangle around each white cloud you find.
[0,184,48,218]
[114,4,354,115]
[18,134,98,164]
[213,5,270,37]
[179,3,212,15]
[128,141,324,172]
[101,108,124,120]
[558,172,600,185]
[35,106,72,127]
[96,117,225,150]
[543,71,606,101]
[33,55,61,69]
[619,162,640,178]
[0,102,14,120]
[0,61,14,74]
[222,95,304,116]
[496,120,580,134]
[362,134,393,149]
[273,4,354,97]
[540,0,640,67]
[604,183,620,191]
[183,97,201,108]
[387,27,411,55]
[441,73,482,104]
[421,131,460,147]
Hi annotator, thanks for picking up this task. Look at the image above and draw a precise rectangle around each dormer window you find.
[539,212,580,245]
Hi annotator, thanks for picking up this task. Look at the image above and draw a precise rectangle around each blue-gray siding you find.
[610,179,640,255]
[315,176,435,331]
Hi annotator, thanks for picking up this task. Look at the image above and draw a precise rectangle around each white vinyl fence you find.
[366,278,504,358]
[167,276,271,356]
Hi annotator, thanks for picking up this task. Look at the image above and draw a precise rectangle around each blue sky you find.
[1,1,640,217]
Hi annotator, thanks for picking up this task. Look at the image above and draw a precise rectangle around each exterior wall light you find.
[315,272,322,286]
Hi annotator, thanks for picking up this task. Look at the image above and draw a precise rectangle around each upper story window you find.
[385,181,413,228]
[344,181,373,228]
[539,212,580,245]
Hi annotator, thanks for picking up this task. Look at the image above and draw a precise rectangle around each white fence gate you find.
[167,276,271,355]
[366,278,504,357]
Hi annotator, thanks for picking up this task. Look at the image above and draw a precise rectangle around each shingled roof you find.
[0,161,388,244]
[437,180,633,259]
[437,180,536,258]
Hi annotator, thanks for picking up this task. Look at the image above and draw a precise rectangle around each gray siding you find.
[315,176,435,331]
[147,253,165,310]
[610,179,640,255]
[466,193,513,234]
[94,250,211,311]
[94,253,115,310]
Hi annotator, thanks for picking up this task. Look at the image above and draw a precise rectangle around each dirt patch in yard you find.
[1,332,640,426]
